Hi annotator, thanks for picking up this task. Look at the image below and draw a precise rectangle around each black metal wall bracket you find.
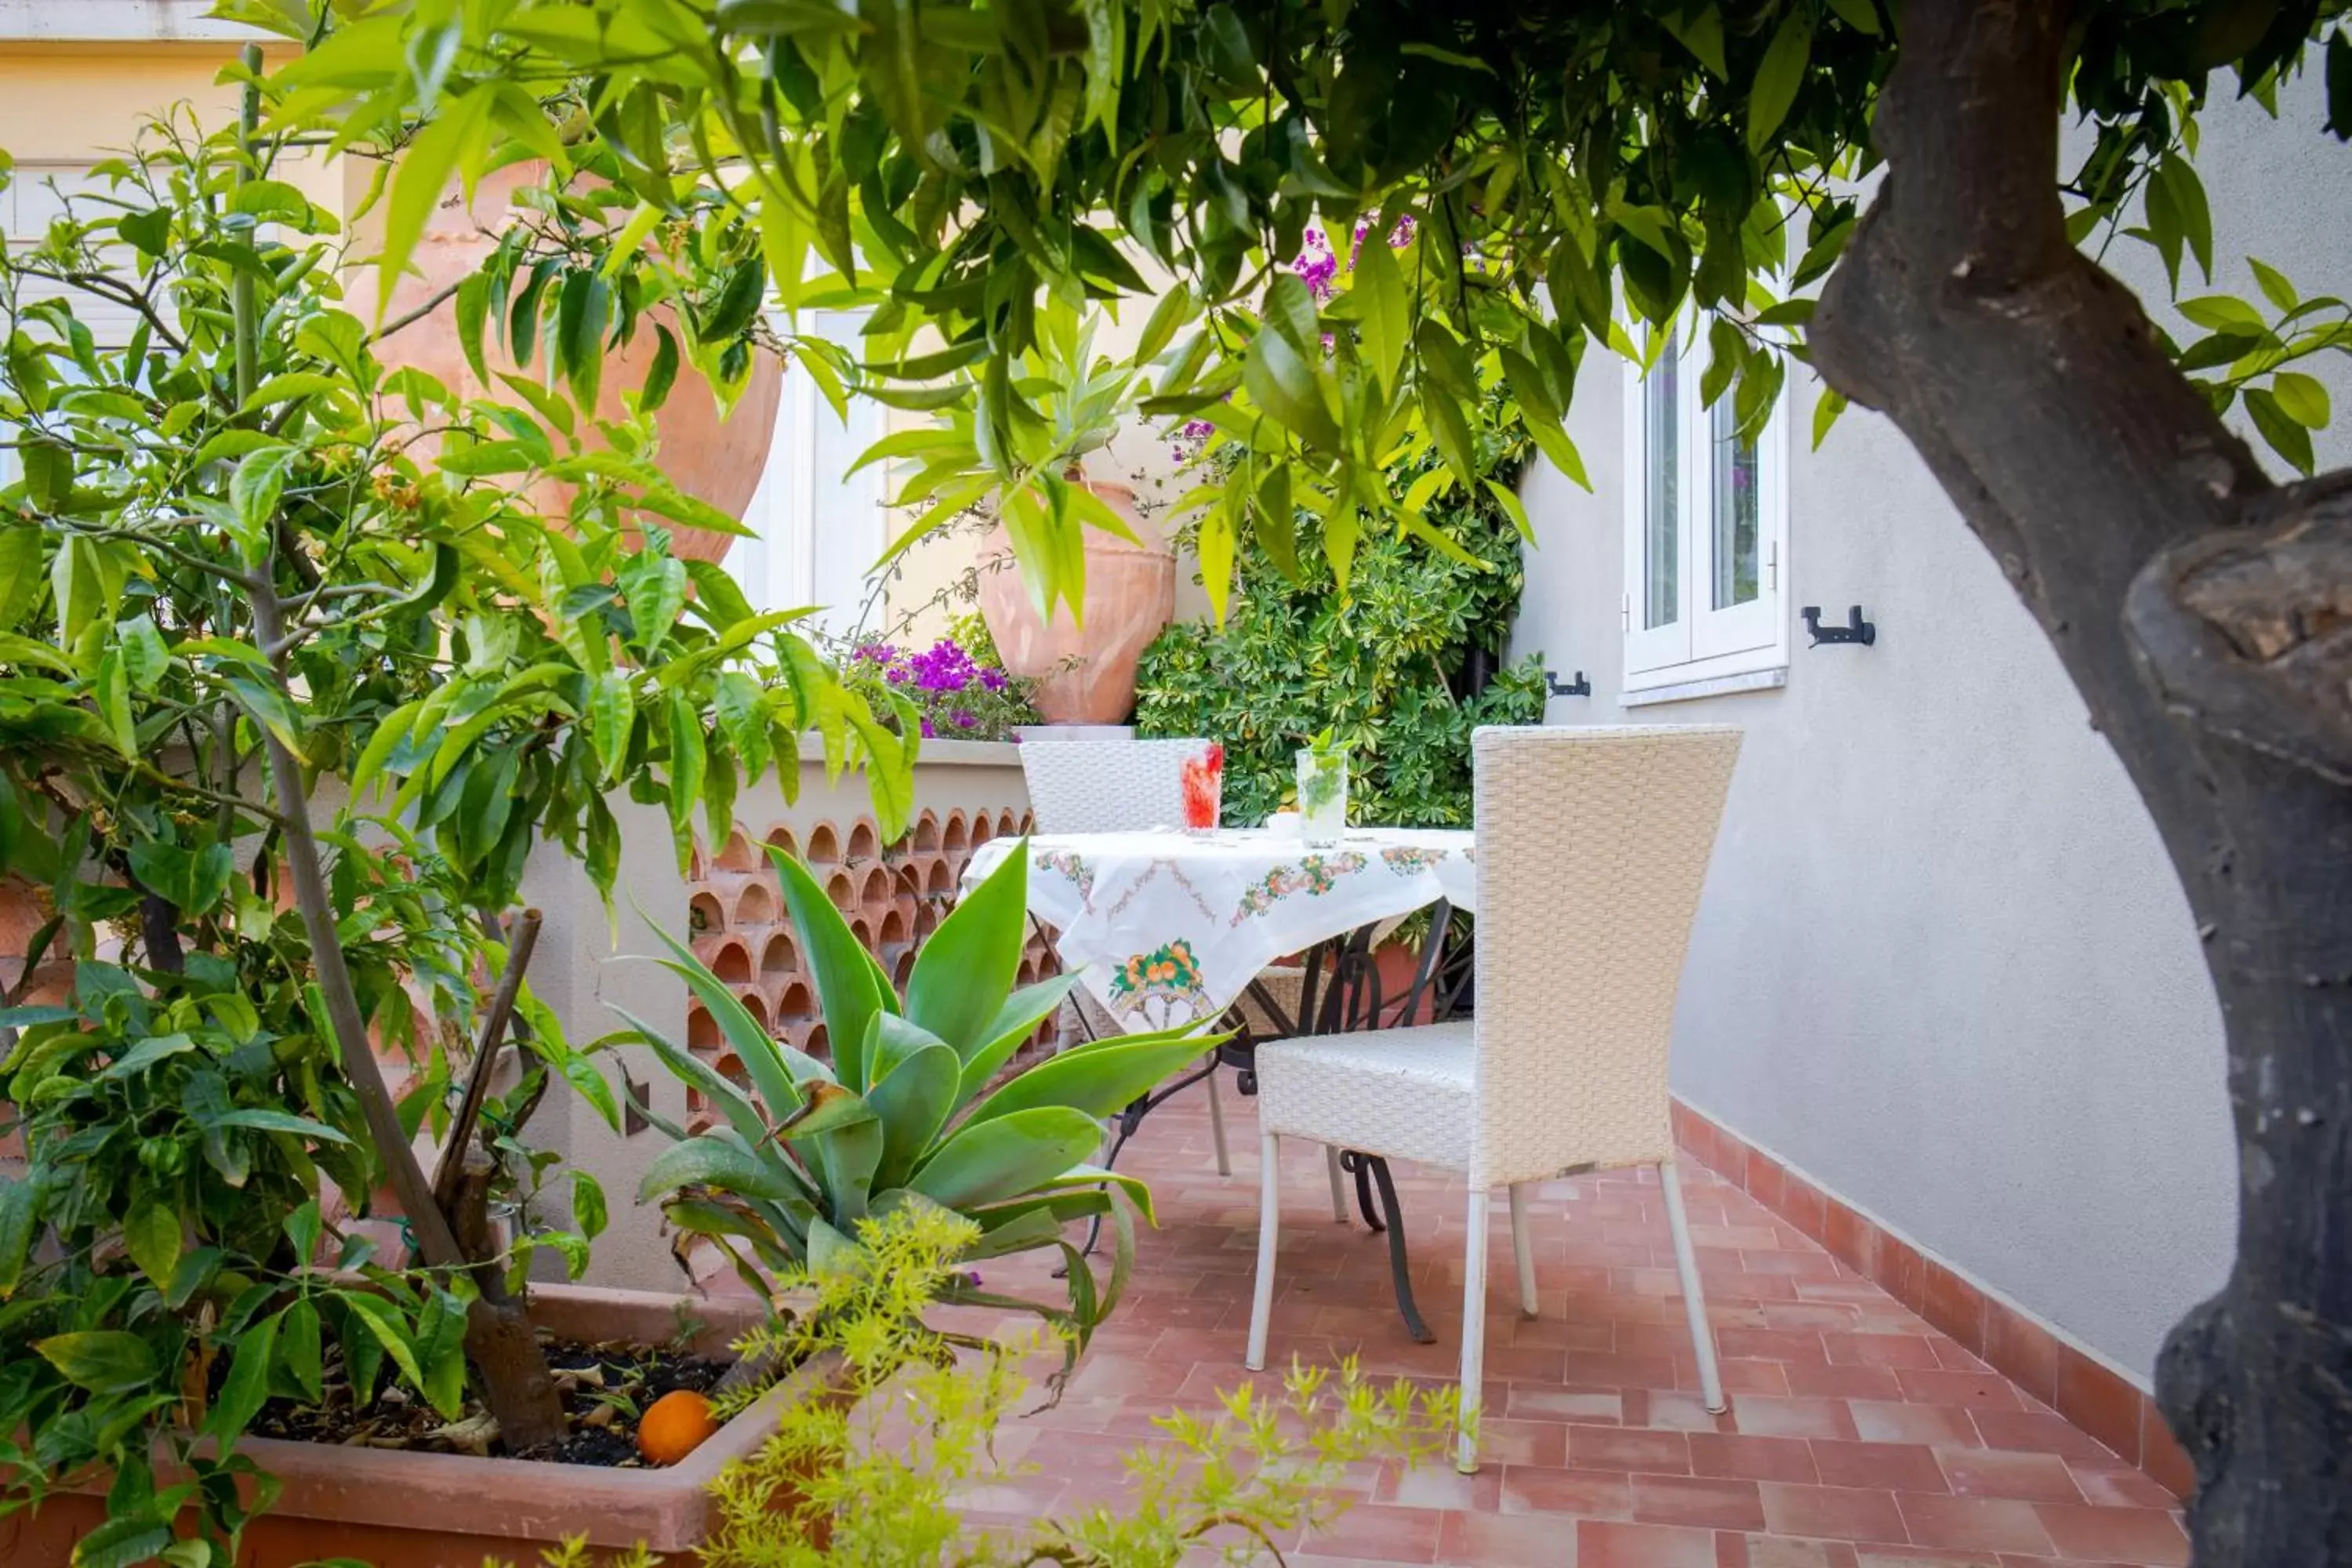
[1802,605,1877,648]
[1545,670,1592,697]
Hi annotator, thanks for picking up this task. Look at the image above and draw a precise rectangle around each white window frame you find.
[725,308,886,637]
[1618,311,1791,695]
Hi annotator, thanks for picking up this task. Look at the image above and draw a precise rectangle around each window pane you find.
[1645,332,1679,629]
[1711,394,1759,609]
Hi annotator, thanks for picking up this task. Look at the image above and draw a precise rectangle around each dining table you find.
[960,824,1479,1340]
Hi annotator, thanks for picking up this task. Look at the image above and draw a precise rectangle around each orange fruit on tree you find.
[636,1389,720,1466]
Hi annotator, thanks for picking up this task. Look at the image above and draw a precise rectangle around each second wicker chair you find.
[1243,724,1744,1472]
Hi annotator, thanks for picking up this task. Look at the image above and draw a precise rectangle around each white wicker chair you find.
[1243,724,1744,1472]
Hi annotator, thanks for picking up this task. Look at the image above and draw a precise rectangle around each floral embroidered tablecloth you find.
[962,828,1478,1032]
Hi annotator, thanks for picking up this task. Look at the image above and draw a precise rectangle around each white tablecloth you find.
[962,828,1477,1031]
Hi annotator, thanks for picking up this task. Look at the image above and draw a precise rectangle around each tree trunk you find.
[1806,2,2352,1560]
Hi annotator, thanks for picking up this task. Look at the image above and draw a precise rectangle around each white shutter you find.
[8,164,145,348]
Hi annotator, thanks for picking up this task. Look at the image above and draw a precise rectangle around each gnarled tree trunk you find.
[1807,2,2352,1561]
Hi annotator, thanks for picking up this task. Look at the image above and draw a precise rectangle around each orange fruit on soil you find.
[636,1389,720,1466]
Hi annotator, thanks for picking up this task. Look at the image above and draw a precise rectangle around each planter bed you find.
[1,1284,835,1568]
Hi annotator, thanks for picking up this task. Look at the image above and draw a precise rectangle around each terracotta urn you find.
[376,163,783,563]
[975,481,1177,725]
[0,1286,842,1567]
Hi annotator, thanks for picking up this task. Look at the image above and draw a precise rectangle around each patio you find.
[956,1078,2190,1568]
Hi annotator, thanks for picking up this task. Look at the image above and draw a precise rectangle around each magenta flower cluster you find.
[844,637,1023,740]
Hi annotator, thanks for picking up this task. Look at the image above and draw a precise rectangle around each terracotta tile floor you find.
[961,1077,2190,1567]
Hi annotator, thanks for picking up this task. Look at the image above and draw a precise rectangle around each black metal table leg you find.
[1363,1154,1435,1343]
[1340,1150,1384,1232]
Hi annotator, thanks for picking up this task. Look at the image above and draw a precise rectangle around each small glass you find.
[1180,742,1225,833]
[1296,748,1348,847]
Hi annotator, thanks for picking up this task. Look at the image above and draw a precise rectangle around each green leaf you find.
[69,1517,173,1568]
[229,444,294,552]
[953,974,1083,1110]
[641,323,681,414]
[962,1032,1214,1129]
[0,1171,38,1298]
[2245,257,2298,314]
[570,1169,608,1242]
[863,1018,962,1192]
[2328,28,2352,140]
[0,525,42,630]
[1421,381,1479,492]
[95,648,136,759]
[1484,477,1534,543]
[380,85,495,316]
[2270,370,2330,427]
[1354,234,1409,392]
[35,1330,158,1394]
[279,1298,324,1404]
[766,845,885,1094]
[204,1108,352,1143]
[333,1290,426,1392]
[2177,295,2268,334]
[455,270,492,388]
[556,270,612,410]
[1812,387,1848,449]
[637,1134,807,1203]
[903,838,1025,1057]
[206,1309,277,1446]
[2152,155,2212,285]
[1243,324,1344,452]
[1661,5,1729,77]
[285,1199,322,1268]
[909,1105,1106,1210]
[238,372,341,414]
[2244,386,2315,474]
[1748,10,1813,152]
[123,1194,182,1289]
[1824,0,1881,31]
[118,612,169,691]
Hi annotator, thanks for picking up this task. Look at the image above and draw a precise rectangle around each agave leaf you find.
[608,1004,772,1151]
[963,1206,1065,1258]
[812,1114,884,1227]
[775,1078,877,1142]
[903,837,1027,1058]
[908,1106,1104,1211]
[625,906,804,1123]
[960,1033,1218,1130]
[953,972,1083,1109]
[767,846,884,1093]
[805,1215,863,1281]
[663,1195,801,1267]
[636,1132,804,1205]
[865,1025,962,1193]
[1032,1162,1159,1229]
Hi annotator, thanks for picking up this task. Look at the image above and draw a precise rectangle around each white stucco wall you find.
[1508,79,2351,1384]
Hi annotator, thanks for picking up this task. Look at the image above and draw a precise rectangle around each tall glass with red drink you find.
[1180,742,1224,833]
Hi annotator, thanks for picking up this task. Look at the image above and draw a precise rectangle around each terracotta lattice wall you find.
[681,804,1053,1131]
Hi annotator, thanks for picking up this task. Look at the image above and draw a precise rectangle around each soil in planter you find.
[243,1331,729,1468]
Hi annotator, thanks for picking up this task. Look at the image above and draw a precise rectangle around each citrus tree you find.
[0,61,911,1562]
[242,0,2352,1555]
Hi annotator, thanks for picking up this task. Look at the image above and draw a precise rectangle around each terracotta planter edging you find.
[1668,1097,2194,1501]
[2,1284,841,1566]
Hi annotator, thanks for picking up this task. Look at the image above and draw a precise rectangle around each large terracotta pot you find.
[975,481,1177,725]
[0,1286,842,1568]
[376,163,783,563]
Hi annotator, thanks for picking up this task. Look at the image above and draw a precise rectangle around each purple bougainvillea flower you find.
[920,717,936,738]
[979,667,1009,691]
[949,710,977,730]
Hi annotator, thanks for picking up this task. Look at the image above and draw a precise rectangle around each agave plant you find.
[612,842,1218,1357]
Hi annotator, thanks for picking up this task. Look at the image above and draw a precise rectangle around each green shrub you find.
[1135,428,1546,829]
